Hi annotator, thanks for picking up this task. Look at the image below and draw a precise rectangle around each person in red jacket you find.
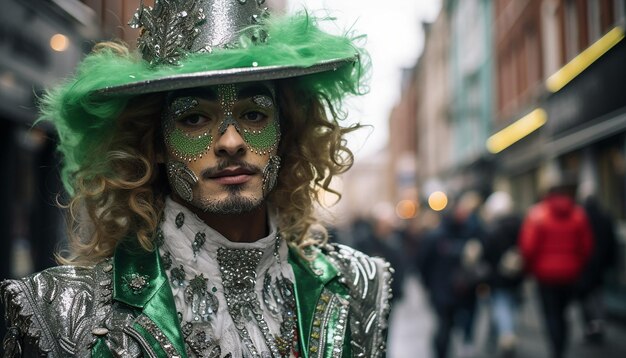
[519,183,593,358]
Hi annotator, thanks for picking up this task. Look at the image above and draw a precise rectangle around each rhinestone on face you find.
[252,95,273,108]
[167,161,198,202]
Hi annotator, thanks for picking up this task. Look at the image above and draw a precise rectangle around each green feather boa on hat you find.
[39,11,370,193]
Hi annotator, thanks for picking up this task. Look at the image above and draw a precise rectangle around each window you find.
[588,0,602,42]
[541,0,561,77]
[616,0,626,23]
[565,0,579,60]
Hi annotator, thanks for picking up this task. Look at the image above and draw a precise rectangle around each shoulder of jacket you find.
[321,243,393,358]
[1,259,113,356]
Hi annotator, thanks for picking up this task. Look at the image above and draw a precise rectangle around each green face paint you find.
[167,128,213,161]
[242,120,280,155]
[164,83,281,160]
[217,84,281,155]
[163,96,213,162]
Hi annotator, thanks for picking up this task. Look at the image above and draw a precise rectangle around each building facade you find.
[413,10,453,203]
[493,0,626,313]
[447,0,495,197]
[493,0,626,215]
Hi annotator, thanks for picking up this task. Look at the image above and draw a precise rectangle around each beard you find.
[192,184,263,214]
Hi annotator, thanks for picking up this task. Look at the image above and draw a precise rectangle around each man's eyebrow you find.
[167,87,218,104]
[236,84,274,101]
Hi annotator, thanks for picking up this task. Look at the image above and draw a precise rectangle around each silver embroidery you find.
[181,322,223,357]
[133,315,182,357]
[185,274,219,322]
[192,232,207,258]
[129,0,206,66]
[326,244,393,358]
[218,248,282,358]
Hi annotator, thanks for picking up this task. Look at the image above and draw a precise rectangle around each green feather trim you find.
[39,11,370,193]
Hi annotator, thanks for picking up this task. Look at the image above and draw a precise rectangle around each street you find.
[388,275,626,358]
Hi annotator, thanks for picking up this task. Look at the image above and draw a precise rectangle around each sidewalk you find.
[484,280,626,358]
[387,275,626,358]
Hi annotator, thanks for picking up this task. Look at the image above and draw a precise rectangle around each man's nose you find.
[214,121,246,156]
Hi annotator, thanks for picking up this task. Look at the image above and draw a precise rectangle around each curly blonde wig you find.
[271,79,361,250]
[59,92,167,264]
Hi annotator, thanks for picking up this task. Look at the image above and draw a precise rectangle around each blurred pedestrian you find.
[519,182,594,358]
[418,191,486,358]
[575,195,618,343]
[482,191,524,357]
[354,207,406,304]
[401,208,441,274]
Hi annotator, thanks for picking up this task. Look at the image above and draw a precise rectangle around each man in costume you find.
[0,0,392,357]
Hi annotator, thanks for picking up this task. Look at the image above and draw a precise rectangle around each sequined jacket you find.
[1,242,392,358]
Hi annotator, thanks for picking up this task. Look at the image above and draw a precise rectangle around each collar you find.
[161,197,284,278]
[113,238,167,308]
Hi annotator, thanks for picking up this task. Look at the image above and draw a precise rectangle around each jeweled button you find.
[92,327,109,336]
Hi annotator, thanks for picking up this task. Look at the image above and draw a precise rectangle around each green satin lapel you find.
[288,247,338,357]
[113,239,187,357]
[91,337,113,357]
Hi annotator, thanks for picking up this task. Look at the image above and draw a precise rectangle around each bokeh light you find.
[428,191,448,211]
[50,34,69,52]
[395,199,418,219]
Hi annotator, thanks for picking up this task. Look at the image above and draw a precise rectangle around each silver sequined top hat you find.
[97,0,359,95]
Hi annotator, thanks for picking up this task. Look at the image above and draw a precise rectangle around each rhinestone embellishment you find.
[123,273,150,294]
[185,274,219,322]
[192,232,207,257]
[171,265,186,287]
[175,212,185,228]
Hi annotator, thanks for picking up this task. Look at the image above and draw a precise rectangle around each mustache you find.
[200,159,262,179]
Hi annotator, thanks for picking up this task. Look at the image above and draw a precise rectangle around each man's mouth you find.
[207,167,255,185]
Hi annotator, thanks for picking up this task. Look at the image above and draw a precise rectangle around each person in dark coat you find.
[576,195,618,343]
[482,191,524,356]
[354,210,406,304]
[418,191,486,358]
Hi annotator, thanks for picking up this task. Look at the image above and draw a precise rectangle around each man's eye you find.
[180,115,208,126]
[243,111,267,122]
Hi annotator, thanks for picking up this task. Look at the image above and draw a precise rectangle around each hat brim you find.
[95,55,357,96]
